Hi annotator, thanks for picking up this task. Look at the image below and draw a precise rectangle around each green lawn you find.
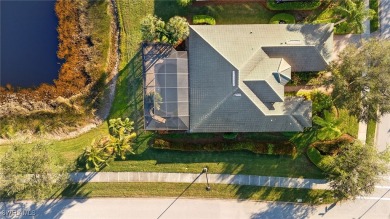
[338,109,359,138]
[366,120,377,145]
[154,2,274,24]
[61,182,333,204]
[87,0,112,80]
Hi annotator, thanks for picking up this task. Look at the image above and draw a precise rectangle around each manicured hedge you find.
[369,0,379,32]
[193,15,216,25]
[310,134,355,155]
[223,132,238,140]
[269,13,295,24]
[307,147,333,172]
[153,139,296,156]
[267,0,321,10]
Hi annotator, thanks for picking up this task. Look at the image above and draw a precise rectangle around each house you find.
[143,24,334,132]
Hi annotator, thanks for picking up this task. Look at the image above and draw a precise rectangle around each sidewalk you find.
[70,172,330,190]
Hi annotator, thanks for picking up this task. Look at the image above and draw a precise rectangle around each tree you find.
[83,118,137,170]
[313,110,342,141]
[328,39,390,122]
[165,16,190,45]
[311,90,333,116]
[109,117,134,137]
[328,142,389,201]
[0,144,69,201]
[140,14,165,42]
[140,15,189,46]
[84,137,112,171]
[108,118,136,160]
[335,0,375,33]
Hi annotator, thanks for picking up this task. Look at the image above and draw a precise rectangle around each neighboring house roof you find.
[189,24,333,132]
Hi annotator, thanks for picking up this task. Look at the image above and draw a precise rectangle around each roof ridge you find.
[190,26,239,69]
[191,88,239,131]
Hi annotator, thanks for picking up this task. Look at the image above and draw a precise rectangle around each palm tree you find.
[335,0,375,33]
[84,137,111,171]
[109,132,137,160]
[313,110,343,141]
[109,118,134,138]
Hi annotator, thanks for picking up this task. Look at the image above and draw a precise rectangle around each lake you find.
[1,0,61,88]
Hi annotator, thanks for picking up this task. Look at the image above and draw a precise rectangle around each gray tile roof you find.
[189,24,333,132]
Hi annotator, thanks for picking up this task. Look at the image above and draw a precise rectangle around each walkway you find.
[70,172,330,190]
[375,0,390,152]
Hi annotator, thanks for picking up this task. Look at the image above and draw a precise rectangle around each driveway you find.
[380,0,390,39]
[375,0,390,152]
[376,114,390,152]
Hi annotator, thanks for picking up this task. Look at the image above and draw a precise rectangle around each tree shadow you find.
[108,48,145,133]
[0,172,96,219]
[250,202,317,219]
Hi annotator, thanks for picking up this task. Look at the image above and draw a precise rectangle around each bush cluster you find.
[153,139,296,156]
[177,0,192,7]
[269,13,295,24]
[193,15,216,25]
[306,147,334,172]
[267,0,321,10]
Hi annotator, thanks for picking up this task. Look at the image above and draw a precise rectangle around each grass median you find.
[61,182,334,204]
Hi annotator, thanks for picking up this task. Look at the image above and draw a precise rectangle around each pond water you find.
[1,0,61,88]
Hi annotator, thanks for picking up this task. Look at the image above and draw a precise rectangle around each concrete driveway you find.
[379,0,390,39]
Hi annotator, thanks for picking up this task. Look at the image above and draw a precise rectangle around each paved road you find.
[1,193,390,219]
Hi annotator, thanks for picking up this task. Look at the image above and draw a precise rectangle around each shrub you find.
[289,71,319,85]
[269,13,295,24]
[177,0,192,7]
[307,147,334,172]
[193,15,216,25]
[223,132,238,140]
[267,0,321,10]
[296,90,312,100]
[311,91,333,116]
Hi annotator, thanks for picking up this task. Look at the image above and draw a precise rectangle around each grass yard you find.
[154,2,275,24]
[61,182,334,204]
[366,120,377,145]
[87,0,112,79]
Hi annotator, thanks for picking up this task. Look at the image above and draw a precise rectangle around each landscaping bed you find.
[269,13,295,24]
[193,15,216,25]
[153,138,297,156]
[310,134,355,156]
[306,147,333,172]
